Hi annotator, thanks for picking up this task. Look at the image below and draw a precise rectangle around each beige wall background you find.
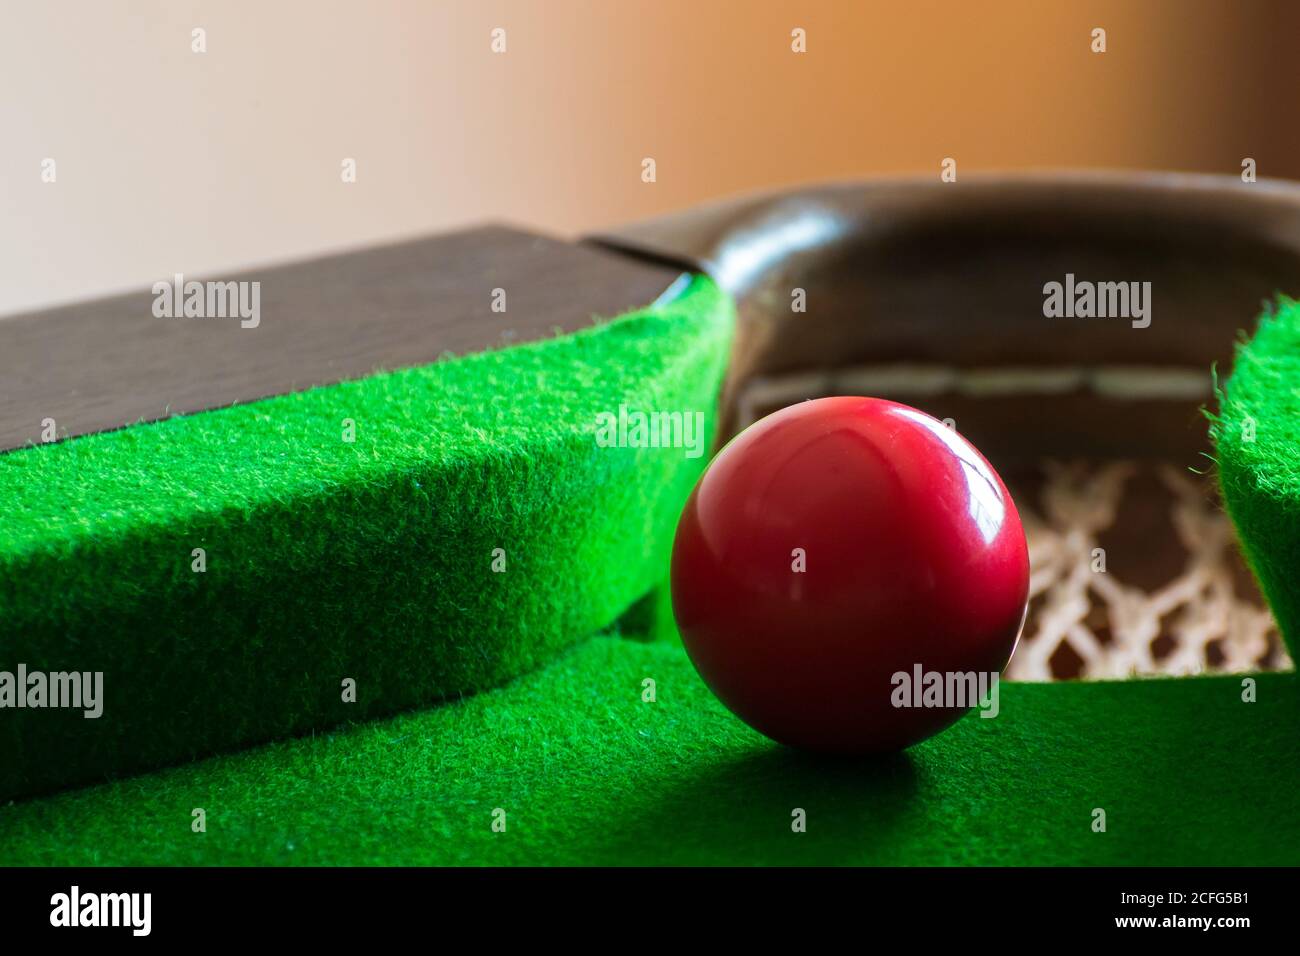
[2,0,1297,315]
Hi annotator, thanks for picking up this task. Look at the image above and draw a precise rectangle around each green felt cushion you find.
[0,275,733,802]
[3,636,1293,865]
[1213,297,1300,662]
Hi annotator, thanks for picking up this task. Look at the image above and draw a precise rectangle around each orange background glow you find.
[2,0,1297,314]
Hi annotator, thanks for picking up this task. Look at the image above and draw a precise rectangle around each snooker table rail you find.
[4,171,1299,843]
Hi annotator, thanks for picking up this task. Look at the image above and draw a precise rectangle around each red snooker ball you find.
[671,396,1029,753]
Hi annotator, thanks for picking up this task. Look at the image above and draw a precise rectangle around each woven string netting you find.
[1009,461,1290,681]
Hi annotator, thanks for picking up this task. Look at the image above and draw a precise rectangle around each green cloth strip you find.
[0,276,733,800]
[1213,297,1300,662]
[2,636,1292,866]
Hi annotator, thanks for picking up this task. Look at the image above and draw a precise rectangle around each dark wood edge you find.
[0,226,684,453]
